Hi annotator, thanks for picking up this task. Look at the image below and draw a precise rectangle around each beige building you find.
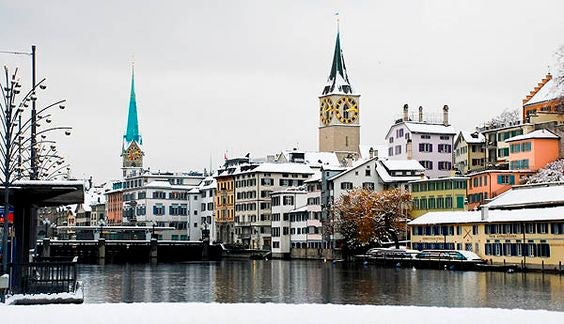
[233,162,314,249]
[318,30,360,162]
[409,183,564,269]
[454,131,485,175]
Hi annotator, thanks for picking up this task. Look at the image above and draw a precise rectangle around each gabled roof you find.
[321,31,354,96]
[234,163,314,176]
[381,159,426,172]
[456,130,485,145]
[523,74,562,106]
[327,156,377,181]
[505,129,559,142]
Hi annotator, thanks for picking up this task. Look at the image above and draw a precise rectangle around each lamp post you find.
[0,67,70,277]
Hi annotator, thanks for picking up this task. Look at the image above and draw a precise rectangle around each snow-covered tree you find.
[484,108,521,129]
[333,188,411,251]
[523,159,564,184]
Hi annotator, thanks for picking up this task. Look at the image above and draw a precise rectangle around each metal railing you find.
[11,257,78,294]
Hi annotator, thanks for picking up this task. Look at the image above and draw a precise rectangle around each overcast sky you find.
[1,1,564,183]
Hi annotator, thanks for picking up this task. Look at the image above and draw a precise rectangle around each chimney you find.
[443,105,449,126]
[418,106,423,122]
[403,104,409,121]
[481,206,488,221]
[369,147,374,159]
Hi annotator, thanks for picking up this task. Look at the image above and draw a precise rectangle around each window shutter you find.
[497,175,503,184]
[509,175,515,185]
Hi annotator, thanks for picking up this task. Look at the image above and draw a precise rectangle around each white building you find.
[385,105,456,178]
[196,176,217,242]
[271,187,307,257]
[233,162,315,249]
[118,172,204,240]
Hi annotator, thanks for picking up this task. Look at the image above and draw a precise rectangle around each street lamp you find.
[0,67,69,276]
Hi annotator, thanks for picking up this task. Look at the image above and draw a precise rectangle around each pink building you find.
[506,129,560,171]
[466,170,534,210]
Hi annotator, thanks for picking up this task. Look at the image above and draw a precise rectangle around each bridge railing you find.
[10,257,78,294]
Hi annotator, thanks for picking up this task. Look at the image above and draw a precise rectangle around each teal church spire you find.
[125,65,142,144]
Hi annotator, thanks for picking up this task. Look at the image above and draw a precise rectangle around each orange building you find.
[506,129,560,171]
[215,169,236,243]
[466,170,534,210]
[105,188,123,225]
[522,73,563,123]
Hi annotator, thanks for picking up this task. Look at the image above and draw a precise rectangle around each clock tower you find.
[318,29,360,161]
[122,65,144,178]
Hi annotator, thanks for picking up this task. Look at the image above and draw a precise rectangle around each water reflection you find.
[77,260,564,310]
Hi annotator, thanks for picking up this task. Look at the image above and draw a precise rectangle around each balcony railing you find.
[10,257,78,294]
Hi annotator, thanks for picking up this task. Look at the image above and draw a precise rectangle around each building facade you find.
[409,183,564,268]
[409,177,468,218]
[506,129,560,171]
[454,131,485,175]
[385,105,456,178]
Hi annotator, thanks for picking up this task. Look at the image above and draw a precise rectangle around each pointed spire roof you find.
[124,64,142,145]
[322,30,354,96]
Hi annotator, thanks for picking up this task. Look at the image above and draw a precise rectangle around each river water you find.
[78,260,564,311]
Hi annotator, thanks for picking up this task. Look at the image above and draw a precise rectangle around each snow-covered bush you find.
[523,159,564,184]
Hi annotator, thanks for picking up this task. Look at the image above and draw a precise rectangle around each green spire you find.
[322,30,353,95]
[125,65,141,144]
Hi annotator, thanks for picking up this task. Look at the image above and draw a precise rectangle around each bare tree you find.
[333,188,412,251]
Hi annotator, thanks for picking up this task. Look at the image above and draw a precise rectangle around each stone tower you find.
[318,30,360,162]
[121,64,144,178]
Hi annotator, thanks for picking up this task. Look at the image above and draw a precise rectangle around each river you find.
[78,260,564,310]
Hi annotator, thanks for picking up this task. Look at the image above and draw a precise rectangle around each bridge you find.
[37,238,222,264]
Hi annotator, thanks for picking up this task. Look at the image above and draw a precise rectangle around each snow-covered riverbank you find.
[0,303,562,324]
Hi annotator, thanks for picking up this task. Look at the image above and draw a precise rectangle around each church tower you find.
[318,28,360,161]
[121,64,144,178]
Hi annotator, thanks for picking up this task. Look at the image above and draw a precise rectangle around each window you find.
[261,178,274,186]
[283,196,294,206]
[438,161,452,171]
[522,142,532,152]
[395,145,402,154]
[419,143,432,152]
[341,182,353,190]
[438,144,452,153]
[362,182,375,190]
[389,137,394,143]
[497,174,515,185]
[420,160,433,170]
[388,147,394,156]
[365,169,371,176]
[421,134,431,139]
[439,135,450,140]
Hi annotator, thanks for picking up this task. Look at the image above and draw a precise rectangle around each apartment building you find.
[233,163,314,249]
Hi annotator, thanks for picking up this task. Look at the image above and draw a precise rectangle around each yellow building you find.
[409,177,468,218]
[215,167,236,243]
[409,183,564,269]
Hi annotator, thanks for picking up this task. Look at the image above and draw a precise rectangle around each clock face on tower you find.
[127,144,142,161]
[320,98,334,126]
[335,96,359,124]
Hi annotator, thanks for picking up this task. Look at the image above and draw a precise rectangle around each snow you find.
[482,109,521,129]
[484,182,564,208]
[402,122,456,135]
[143,180,197,190]
[382,159,426,171]
[505,129,559,142]
[524,159,564,184]
[524,77,562,106]
[458,130,485,144]
[5,283,83,305]
[236,163,315,175]
[0,303,562,324]
[408,205,564,225]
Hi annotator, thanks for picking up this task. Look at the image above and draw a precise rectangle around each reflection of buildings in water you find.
[121,263,135,302]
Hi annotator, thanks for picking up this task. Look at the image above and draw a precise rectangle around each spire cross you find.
[335,12,340,32]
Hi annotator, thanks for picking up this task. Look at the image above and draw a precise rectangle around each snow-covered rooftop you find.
[381,159,426,171]
[376,160,426,183]
[458,130,485,144]
[484,182,564,209]
[144,180,197,190]
[505,129,559,142]
[409,205,564,225]
[403,122,456,135]
[235,163,315,175]
[524,77,562,106]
